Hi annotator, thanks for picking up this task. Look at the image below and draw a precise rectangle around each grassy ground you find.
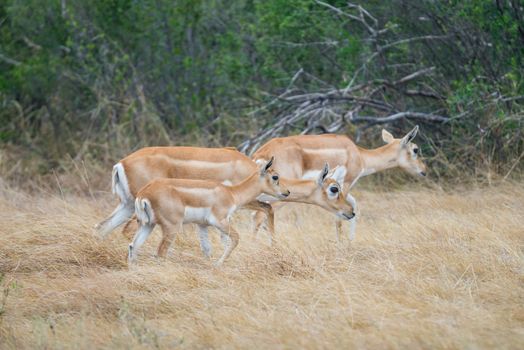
[0,182,523,349]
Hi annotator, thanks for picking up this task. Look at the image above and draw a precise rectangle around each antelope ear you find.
[259,156,274,175]
[329,165,347,186]
[317,163,330,186]
[400,125,419,146]
[382,129,395,144]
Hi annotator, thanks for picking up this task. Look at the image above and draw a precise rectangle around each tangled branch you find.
[239,2,450,154]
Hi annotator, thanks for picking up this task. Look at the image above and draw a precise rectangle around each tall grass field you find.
[0,180,523,349]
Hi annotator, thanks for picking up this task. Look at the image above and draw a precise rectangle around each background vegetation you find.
[1,2,523,348]
[0,0,523,185]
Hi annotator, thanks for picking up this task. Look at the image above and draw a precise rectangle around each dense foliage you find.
[0,0,522,180]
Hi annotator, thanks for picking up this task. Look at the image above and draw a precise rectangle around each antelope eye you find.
[413,148,419,154]
[272,175,279,181]
[330,187,339,194]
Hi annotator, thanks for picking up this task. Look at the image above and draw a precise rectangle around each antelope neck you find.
[229,171,264,207]
[357,143,399,176]
[281,178,316,202]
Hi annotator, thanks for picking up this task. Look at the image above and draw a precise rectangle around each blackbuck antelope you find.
[252,125,427,240]
[95,146,355,247]
[128,158,289,265]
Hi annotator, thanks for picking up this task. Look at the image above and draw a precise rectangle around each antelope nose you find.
[283,190,290,197]
[420,171,427,177]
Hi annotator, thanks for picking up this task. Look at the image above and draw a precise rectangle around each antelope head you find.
[382,125,427,177]
[258,157,290,199]
[314,164,355,220]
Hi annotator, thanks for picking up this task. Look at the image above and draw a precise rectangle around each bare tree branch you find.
[239,2,451,155]
[347,111,449,124]
[0,52,21,66]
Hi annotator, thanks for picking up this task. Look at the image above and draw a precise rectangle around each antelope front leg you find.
[257,202,275,244]
[253,211,265,236]
[334,217,357,243]
[335,219,343,243]
[197,225,212,259]
[246,201,275,244]
[346,193,358,241]
[214,220,239,266]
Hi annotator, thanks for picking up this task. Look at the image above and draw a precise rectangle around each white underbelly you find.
[183,206,235,225]
[183,206,212,225]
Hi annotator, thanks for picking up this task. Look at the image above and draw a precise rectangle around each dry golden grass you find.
[0,182,523,349]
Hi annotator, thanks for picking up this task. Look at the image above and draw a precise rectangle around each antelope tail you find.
[135,198,155,225]
[112,163,132,204]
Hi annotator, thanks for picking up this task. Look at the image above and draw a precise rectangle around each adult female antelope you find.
[128,158,289,265]
[251,125,427,240]
[95,146,355,246]
[95,147,260,239]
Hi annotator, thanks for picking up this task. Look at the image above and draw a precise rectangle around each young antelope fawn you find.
[128,157,289,265]
[198,163,355,254]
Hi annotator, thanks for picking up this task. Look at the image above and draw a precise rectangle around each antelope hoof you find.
[127,244,136,265]
[93,223,102,237]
